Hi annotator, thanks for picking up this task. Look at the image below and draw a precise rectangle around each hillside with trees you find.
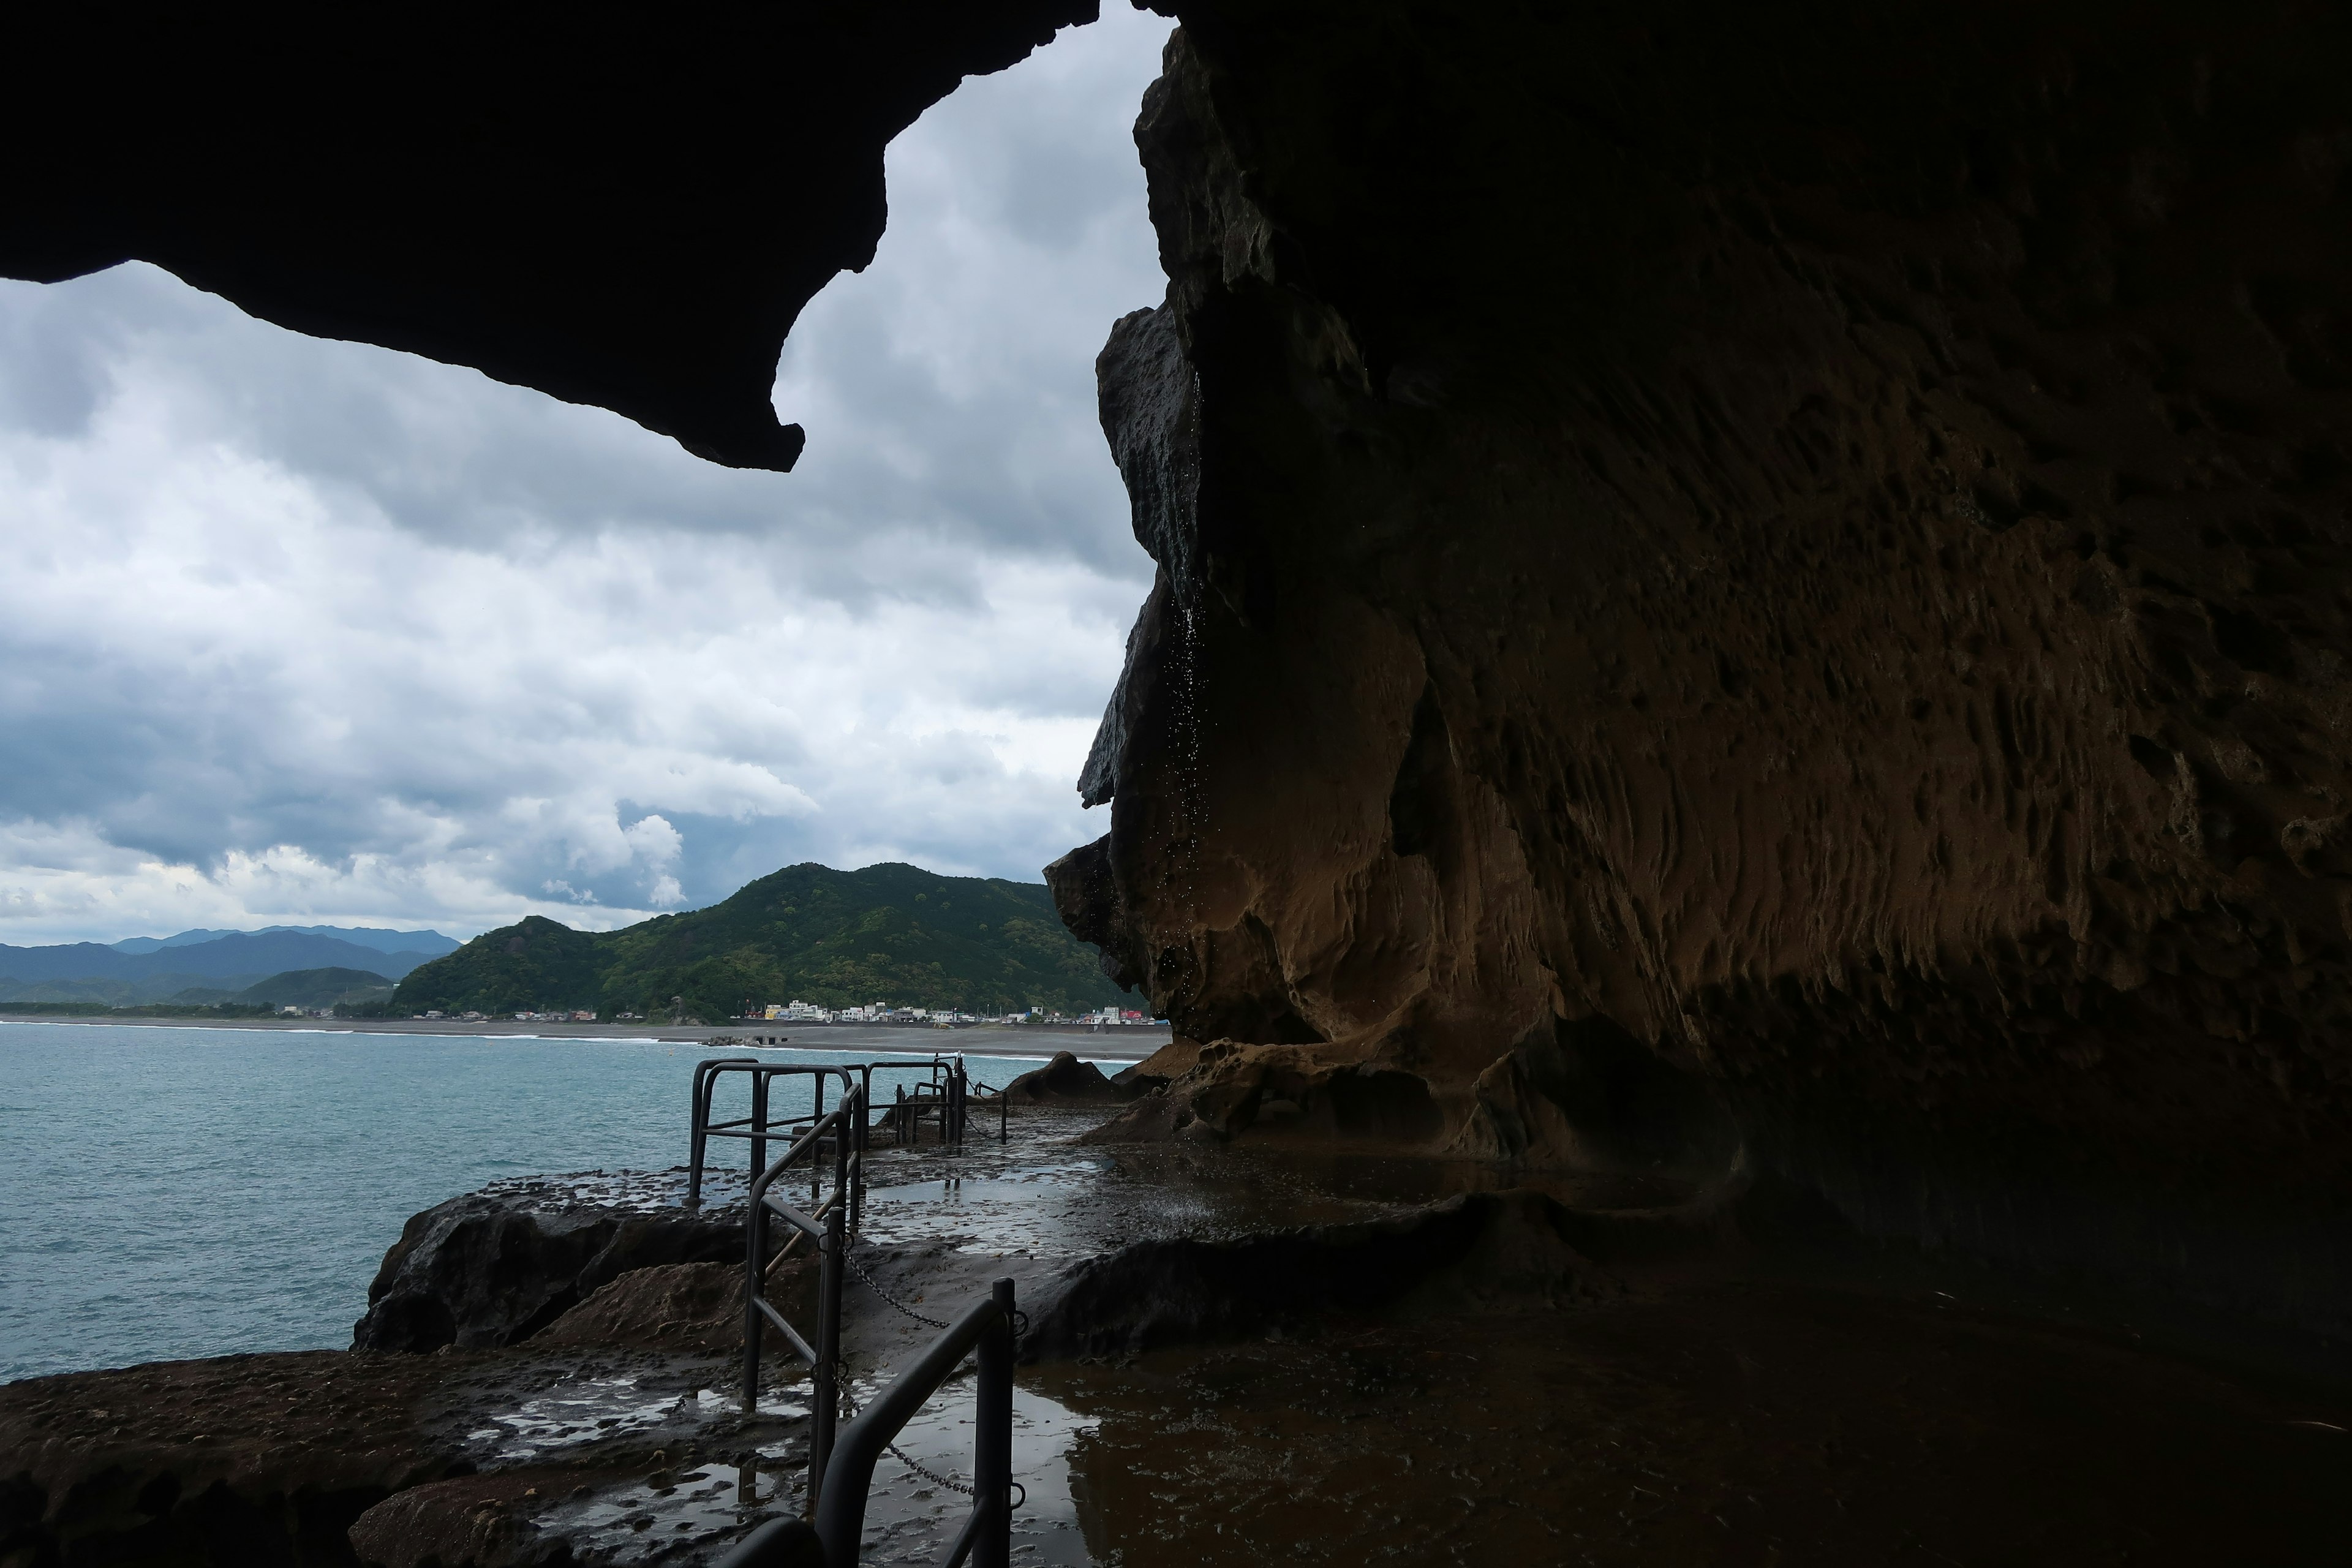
[388,862,1129,1020]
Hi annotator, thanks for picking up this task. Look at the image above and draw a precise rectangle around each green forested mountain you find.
[388,862,1128,1020]
[226,967,396,1008]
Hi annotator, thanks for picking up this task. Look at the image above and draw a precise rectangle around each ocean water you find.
[0,1021,1068,1383]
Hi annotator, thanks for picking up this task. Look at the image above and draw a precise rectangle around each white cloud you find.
[0,6,1173,945]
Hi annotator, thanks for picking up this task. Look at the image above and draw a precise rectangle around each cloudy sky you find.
[0,7,1174,946]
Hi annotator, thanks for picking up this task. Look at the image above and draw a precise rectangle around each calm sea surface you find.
[0,1021,1069,1383]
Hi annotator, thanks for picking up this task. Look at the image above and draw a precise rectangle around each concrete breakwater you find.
[6,1095,2350,1566]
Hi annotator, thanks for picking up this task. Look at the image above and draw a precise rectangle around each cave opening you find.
[9,2,2352,1562]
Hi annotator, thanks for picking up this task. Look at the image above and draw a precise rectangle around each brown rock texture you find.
[344,1464,622,1568]
[1053,1,2352,1340]
[532,1261,809,1355]
[0,1351,457,1566]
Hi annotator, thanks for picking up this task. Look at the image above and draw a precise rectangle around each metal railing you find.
[741,1069,862,1493]
[873,1058,967,1148]
[714,1276,1014,1568]
[693,1055,1010,1211]
[699,1054,1020,1567]
[815,1277,1016,1568]
[692,1058,871,1210]
[865,1057,1012,1147]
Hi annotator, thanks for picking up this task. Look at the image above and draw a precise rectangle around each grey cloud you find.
[0,7,1174,941]
[0,17,1169,600]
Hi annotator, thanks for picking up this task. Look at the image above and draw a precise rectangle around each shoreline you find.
[0,1012,1170,1062]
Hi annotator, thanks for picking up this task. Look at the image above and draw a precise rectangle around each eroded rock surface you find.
[1026,1188,1616,1358]
[353,1172,745,1354]
[1052,2,2352,1346]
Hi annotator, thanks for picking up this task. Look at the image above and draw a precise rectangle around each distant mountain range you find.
[393,862,1129,1020]
[108,925,458,957]
[0,927,454,1005]
[165,967,400,1009]
[0,965,400,1015]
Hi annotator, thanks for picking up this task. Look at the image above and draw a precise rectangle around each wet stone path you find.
[7,1106,2348,1566]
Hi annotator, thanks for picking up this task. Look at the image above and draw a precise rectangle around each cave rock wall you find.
[1054,1,2352,1335]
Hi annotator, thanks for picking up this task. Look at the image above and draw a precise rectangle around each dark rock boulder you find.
[0,1350,459,1568]
[1001,1050,1136,1104]
[353,1175,742,1353]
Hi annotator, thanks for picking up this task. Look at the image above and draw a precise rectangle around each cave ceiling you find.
[1,0,1095,469]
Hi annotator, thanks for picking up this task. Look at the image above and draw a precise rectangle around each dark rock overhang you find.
[0,0,1097,470]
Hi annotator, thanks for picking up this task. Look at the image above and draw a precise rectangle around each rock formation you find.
[1049,2,2352,1344]
[1,1,1093,469]
[0,1351,463,1566]
[353,1177,744,1352]
[1000,1049,1137,1102]
[9,0,2352,1349]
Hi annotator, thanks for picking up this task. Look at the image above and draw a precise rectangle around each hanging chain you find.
[836,1384,986,1500]
[842,1243,951,1330]
[830,1244,1027,1510]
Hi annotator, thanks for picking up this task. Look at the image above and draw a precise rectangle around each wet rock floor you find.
[7,1109,2349,1565]
[1042,1288,2350,1565]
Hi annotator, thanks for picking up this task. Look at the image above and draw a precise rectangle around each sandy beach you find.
[0,1011,1170,1063]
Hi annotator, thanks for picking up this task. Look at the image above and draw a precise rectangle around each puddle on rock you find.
[528,1460,790,1565]
[435,1351,790,1469]
[834,1375,1093,1567]
[860,1163,1123,1259]
[480,1166,750,1217]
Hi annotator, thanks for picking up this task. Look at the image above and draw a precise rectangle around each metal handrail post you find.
[740,1174,770,1411]
[738,1101,848,1415]
[811,1071,828,1208]
[751,1070,771,1183]
[973,1278,1015,1568]
[811,1194,846,1507]
[690,1061,712,1207]
[690,1056,758,1206]
[850,1069,870,1232]
[812,1283,1013,1568]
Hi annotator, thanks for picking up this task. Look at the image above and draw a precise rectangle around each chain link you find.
[837,1385,981,1498]
[830,1245,1026,1510]
[842,1243,951,1330]
[891,1441,979,1497]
